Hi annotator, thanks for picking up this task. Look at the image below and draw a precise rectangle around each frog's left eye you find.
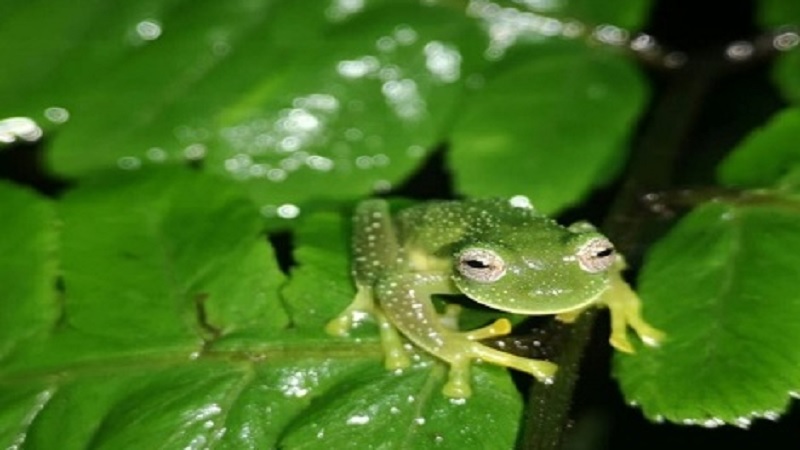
[576,237,616,273]
[457,248,506,283]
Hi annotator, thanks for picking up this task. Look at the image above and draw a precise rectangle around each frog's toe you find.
[609,334,635,353]
[442,378,472,398]
[442,358,472,398]
[324,315,352,337]
[384,346,411,370]
[638,326,666,347]
[521,359,558,383]
[462,318,512,341]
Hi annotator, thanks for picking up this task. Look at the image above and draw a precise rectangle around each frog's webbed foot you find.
[433,305,556,397]
[440,304,512,341]
[442,342,558,398]
[603,269,666,353]
[326,287,412,369]
[324,286,375,337]
[375,309,412,370]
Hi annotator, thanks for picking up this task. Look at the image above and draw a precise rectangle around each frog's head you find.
[451,220,616,315]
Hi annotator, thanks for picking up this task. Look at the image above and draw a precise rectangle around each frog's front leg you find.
[600,268,665,352]
[377,273,557,398]
[326,199,400,336]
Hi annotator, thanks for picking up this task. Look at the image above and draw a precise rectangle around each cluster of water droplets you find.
[467,0,800,67]
[641,401,787,430]
[205,22,463,213]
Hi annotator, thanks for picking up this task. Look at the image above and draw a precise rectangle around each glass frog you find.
[326,198,663,398]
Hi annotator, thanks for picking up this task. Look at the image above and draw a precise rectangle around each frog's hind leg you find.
[436,305,555,397]
[326,200,402,339]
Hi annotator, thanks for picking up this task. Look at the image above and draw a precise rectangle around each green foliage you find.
[450,42,644,213]
[615,199,800,426]
[2,0,800,447]
[614,5,800,425]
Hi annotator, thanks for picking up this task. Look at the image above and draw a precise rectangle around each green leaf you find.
[2,0,653,216]
[615,199,800,426]
[450,42,645,214]
[553,0,651,29]
[717,107,800,189]
[281,362,522,449]
[37,1,486,209]
[281,209,525,448]
[0,182,57,360]
[282,210,354,333]
[758,0,800,104]
[1,170,524,448]
[757,0,800,28]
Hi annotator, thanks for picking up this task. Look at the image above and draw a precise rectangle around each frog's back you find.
[395,198,543,252]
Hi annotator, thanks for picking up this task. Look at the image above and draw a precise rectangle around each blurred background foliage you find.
[2,0,800,449]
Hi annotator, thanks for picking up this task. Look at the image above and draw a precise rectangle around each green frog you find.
[326,198,663,398]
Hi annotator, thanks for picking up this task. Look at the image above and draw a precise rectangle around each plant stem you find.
[518,50,728,450]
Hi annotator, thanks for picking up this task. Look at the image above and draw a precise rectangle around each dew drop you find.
[593,24,628,46]
[424,41,462,83]
[373,179,392,193]
[326,0,365,21]
[307,155,334,171]
[346,414,371,425]
[774,30,800,51]
[344,127,364,141]
[509,195,533,209]
[406,145,425,158]
[135,19,162,41]
[267,168,287,182]
[183,143,206,160]
[449,397,467,406]
[734,416,752,429]
[117,156,141,170]
[394,25,418,45]
[44,107,70,124]
[725,40,754,61]
[702,418,724,428]
[761,410,780,421]
[376,36,397,52]
[355,155,373,169]
[0,117,42,143]
[146,147,167,162]
[337,56,380,79]
[630,33,657,52]
[277,203,301,219]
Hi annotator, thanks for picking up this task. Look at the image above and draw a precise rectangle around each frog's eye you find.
[576,237,616,273]
[457,248,506,283]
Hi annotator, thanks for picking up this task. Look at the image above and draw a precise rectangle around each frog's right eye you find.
[457,248,506,283]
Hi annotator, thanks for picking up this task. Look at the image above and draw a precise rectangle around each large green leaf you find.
[0,182,57,360]
[37,0,486,210]
[1,0,651,216]
[0,169,524,448]
[615,199,800,426]
[450,42,645,214]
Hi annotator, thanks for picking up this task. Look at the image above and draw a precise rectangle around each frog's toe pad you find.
[610,335,635,353]
[324,315,351,337]
[524,360,558,383]
[639,327,666,347]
